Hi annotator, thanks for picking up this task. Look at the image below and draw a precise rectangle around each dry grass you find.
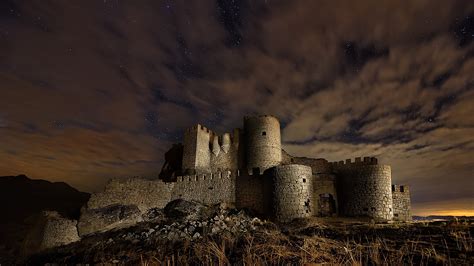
[27,219,473,265]
[136,220,473,266]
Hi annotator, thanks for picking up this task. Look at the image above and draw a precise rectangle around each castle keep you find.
[88,115,412,223]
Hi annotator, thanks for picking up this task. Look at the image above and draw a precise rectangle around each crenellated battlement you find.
[330,157,378,167]
[184,124,215,135]
[392,184,410,193]
[176,170,240,183]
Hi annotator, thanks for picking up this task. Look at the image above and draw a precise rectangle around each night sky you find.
[0,0,473,215]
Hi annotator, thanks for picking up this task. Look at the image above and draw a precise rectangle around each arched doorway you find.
[318,193,336,216]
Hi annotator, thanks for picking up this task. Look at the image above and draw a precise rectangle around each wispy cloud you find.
[0,0,472,214]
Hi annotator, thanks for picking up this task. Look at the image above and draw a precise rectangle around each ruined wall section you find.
[86,178,174,212]
[271,164,313,222]
[332,157,393,220]
[209,129,242,172]
[182,124,243,174]
[244,115,281,174]
[392,185,412,221]
[235,173,271,216]
[171,171,236,206]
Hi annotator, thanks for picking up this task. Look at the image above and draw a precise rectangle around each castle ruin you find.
[88,115,412,224]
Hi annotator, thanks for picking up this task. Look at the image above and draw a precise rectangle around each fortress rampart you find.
[333,158,393,220]
[171,171,237,206]
[392,185,412,221]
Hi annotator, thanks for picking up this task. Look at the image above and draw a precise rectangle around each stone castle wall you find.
[171,171,237,206]
[182,125,242,174]
[392,185,412,221]
[271,164,313,222]
[290,157,332,174]
[235,173,271,216]
[244,115,282,174]
[333,158,393,220]
[86,178,174,212]
[182,125,212,173]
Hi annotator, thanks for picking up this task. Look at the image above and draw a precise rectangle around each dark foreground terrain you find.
[27,203,473,265]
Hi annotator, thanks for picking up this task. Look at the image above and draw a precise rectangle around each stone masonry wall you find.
[271,164,313,222]
[171,171,236,206]
[182,125,212,173]
[87,178,174,212]
[182,125,242,174]
[235,173,271,216]
[333,158,393,220]
[244,115,282,174]
[392,185,412,221]
[23,211,80,254]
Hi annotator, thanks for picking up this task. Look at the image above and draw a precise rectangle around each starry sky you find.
[0,0,473,215]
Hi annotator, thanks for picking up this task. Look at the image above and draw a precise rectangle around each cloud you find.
[0,0,472,214]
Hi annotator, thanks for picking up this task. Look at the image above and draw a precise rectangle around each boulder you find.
[23,211,80,255]
[77,204,143,236]
[164,199,210,221]
[142,207,165,222]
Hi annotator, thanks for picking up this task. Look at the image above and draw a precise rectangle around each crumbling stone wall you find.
[23,211,80,254]
[271,164,313,222]
[87,178,174,212]
[171,171,236,206]
[333,158,393,220]
[244,115,282,174]
[182,125,242,174]
[235,173,271,216]
[392,185,412,221]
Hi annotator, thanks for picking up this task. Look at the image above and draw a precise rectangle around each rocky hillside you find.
[28,200,474,265]
[0,175,90,264]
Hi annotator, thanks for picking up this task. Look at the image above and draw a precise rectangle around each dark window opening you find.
[262,131,266,136]
[394,214,399,217]
[302,178,306,183]
[392,185,395,192]
[290,158,294,162]
[208,187,214,190]
[371,207,376,211]
[400,186,405,192]
[306,210,309,213]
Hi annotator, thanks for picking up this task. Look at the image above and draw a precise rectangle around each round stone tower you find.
[244,115,282,174]
[271,164,313,222]
[335,162,393,220]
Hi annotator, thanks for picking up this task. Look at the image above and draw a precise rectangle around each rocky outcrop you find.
[77,204,143,236]
[163,199,210,220]
[23,211,79,255]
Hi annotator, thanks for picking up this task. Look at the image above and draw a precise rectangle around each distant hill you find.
[0,175,90,262]
[413,215,474,221]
